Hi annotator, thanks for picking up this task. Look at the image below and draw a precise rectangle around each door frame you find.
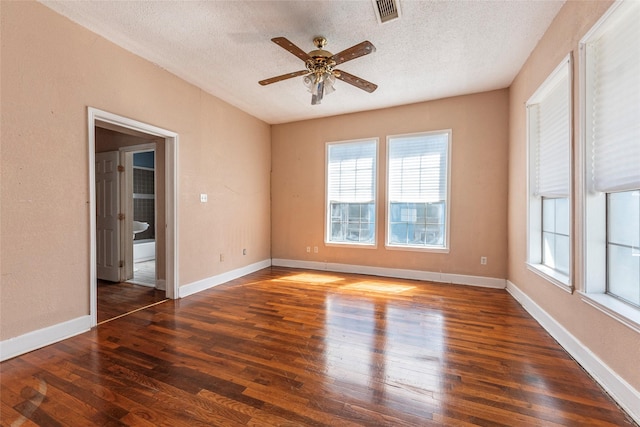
[88,107,179,328]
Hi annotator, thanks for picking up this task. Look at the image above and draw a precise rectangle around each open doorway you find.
[89,108,178,327]
[95,129,165,322]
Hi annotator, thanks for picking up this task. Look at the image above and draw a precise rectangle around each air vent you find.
[373,0,400,24]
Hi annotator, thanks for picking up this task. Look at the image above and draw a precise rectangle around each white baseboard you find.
[506,280,640,425]
[272,259,506,289]
[0,315,91,362]
[271,258,506,289]
[179,259,272,298]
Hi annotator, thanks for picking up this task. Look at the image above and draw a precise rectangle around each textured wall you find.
[0,2,271,340]
[272,90,509,279]
[508,0,639,390]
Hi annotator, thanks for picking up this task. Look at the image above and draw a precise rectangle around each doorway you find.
[89,108,178,327]
[95,141,163,323]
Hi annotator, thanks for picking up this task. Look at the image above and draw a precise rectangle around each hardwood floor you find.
[2,267,636,426]
[97,280,166,324]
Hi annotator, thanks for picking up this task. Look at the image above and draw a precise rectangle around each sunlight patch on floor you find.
[276,273,345,284]
[341,281,415,294]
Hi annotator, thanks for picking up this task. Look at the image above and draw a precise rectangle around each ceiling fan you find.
[259,36,378,105]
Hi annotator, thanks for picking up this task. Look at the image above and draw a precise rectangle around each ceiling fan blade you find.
[259,70,308,86]
[271,37,311,62]
[334,70,378,93]
[330,41,376,66]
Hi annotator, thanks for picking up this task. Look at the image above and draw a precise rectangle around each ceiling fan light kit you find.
[259,36,378,105]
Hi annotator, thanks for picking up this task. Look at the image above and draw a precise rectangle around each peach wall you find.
[0,2,271,340]
[508,0,640,389]
[272,90,509,279]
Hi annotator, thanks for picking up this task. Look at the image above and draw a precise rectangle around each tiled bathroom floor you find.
[129,260,155,286]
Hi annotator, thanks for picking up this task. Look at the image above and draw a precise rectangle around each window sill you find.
[325,241,377,250]
[385,244,450,254]
[579,292,640,334]
[526,263,572,293]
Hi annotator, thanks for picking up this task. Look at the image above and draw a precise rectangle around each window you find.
[386,131,450,250]
[526,56,572,289]
[581,0,640,330]
[326,139,377,245]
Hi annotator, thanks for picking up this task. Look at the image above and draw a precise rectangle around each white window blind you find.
[327,141,376,203]
[388,133,449,203]
[530,66,571,197]
[588,0,640,193]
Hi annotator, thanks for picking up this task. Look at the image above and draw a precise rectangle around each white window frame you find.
[385,130,451,253]
[325,138,379,248]
[526,55,573,292]
[578,0,640,334]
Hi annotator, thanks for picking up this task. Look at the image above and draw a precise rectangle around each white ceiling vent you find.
[373,0,401,24]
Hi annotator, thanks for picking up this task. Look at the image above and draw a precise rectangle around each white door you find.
[96,151,121,282]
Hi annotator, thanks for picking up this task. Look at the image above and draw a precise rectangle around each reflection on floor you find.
[129,260,156,287]
[11,267,632,425]
[97,279,166,324]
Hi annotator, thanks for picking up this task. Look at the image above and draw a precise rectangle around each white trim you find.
[579,292,640,334]
[179,259,272,298]
[579,0,627,46]
[526,263,572,293]
[506,280,640,424]
[0,316,91,362]
[272,258,506,289]
[88,107,179,328]
[527,54,572,105]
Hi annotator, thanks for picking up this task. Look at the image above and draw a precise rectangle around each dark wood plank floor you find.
[2,267,636,426]
[97,280,166,324]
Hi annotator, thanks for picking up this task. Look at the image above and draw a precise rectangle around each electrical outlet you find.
[200,193,208,203]
[480,256,487,265]
[306,246,311,253]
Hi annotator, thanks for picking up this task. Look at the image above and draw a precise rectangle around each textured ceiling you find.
[41,0,564,125]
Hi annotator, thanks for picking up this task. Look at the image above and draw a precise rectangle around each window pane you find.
[608,191,640,247]
[542,232,556,269]
[541,197,569,276]
[608,243,640,306]
[607,190,640,306]
[555,234,570,276]
[390,223,408,245]
[542,198,555,233]
[555,197,569,236]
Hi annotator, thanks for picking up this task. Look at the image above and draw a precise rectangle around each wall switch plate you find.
[480,256,487,265]
[314,246,318,253]
[200,193,208,203]
[306,246,311,253]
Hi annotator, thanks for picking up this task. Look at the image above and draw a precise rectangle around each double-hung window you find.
[386,131,451,251]
[326,139,377,245]
[526,56,572,289]
[581,0,640,330]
